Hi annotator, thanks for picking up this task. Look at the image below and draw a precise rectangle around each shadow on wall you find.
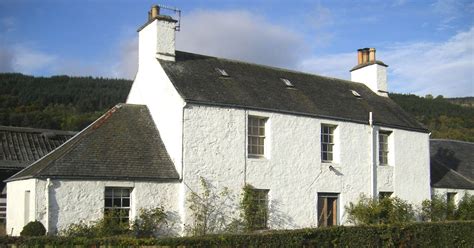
[48,180,60,235]
[269,199,295,229]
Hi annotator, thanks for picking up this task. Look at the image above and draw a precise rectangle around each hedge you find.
[1,221,472,247]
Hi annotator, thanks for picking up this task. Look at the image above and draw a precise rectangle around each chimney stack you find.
[137,5,178,63]
[350,48,389,97]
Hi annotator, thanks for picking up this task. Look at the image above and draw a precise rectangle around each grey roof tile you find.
[7,104,179,182]
[430,139,474,190]
[161,51,427,132]
[0,126,75,169]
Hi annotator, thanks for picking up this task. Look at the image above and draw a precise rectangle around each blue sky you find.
[1,0,473,97]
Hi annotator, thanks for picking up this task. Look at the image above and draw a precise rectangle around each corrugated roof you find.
[0,126,75,169]
[430,139,474,190]
[161,51,427,132]
[7,104,179,182]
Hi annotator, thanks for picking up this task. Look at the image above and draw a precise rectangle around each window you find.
[248,189,269,229]
[104,187,131,223]
[248,116,267,157]
[321,124,336,162]
[378,131,391,165]
[318,193,338,227]
[447,192,457,205]
[379,191,393,200]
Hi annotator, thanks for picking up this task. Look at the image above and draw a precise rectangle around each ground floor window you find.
[104,187,131,223]
[246,188,269,230]
[379,191,393,200]
[317,193,338,227]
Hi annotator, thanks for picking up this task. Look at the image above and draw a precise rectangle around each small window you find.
[379,192,393,200]
[104,187,132,223]
[280,78,294,87]
[318,193,338,227]
[248,189,269,230]
[248,116,267,157]
[215,68,229,77]
[378,131,391,165]
[321,124,336,162]
[447,192,456,205]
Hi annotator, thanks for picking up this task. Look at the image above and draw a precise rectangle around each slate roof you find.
[7,104,179,182]
[0,126,75,169]
[161,51,427,132]
[430,139,474,190]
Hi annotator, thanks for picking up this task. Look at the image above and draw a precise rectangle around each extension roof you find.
[7,104,179,182]
[161,51,427,132]
[430,139,474,190]
[0,126,75,169]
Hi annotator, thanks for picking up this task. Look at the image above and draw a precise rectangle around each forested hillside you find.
[389,94,474,142]
[0,73,472,141]
[0,73,132,131]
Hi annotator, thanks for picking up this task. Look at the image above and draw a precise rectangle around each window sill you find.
[247,155,269,161]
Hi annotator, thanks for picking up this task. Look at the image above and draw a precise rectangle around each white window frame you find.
[104,187,132,223]
[248,116,267,158]
[321,124,336,162]
[378,131,391,165]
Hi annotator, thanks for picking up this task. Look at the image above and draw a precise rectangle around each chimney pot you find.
[151,5,160,18]
[369,48,376,62]
[357,49,363,64]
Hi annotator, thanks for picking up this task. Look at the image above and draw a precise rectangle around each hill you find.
[0,73,472,141]
[0,73,132,131]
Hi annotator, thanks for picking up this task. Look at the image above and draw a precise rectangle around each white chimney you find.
[350,48,389,97]
[137,5,177,64]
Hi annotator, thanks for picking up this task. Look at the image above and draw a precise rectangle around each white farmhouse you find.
[6,6,431,236]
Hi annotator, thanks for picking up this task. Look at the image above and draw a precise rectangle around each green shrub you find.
[456,193,474,220]
[4,222,474,247]
[20,221,46,237]
[61,211,130,238]
[132,206,167,238]
[345,194,415,225]
[422,193,474,221]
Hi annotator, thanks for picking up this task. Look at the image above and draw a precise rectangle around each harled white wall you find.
[181,104,431,229]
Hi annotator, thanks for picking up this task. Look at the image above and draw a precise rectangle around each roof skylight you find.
[215,68,229,77]
[351,90,361,98]
[280,78,294,87]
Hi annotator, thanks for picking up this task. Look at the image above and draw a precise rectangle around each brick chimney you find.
[137,5,177,63]
[350,48,389,97]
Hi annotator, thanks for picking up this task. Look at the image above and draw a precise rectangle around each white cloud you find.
[298,27,474,97]
[0,43,57,75]
[175,10,309,69]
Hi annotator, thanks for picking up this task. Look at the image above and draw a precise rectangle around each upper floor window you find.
[378,131,391,165]
[104,187,132,224]
[248,116,267,157]
[321,124,336,162]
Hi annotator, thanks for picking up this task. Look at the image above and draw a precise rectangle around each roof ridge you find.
[431,139,474,145]
[174,50,368,88]
[0,125,77,135]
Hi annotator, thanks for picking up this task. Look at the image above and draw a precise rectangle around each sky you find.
[0,0,473,97]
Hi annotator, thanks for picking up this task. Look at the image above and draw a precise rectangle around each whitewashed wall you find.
[181,104,431,229]
[432,188,474,205]
[127,18,185,177]
[7,179,180,236]
[351,64,388,96]
[6,179,36,236]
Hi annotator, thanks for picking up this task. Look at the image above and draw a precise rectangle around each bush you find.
[4,222,474,247]
[345,194,415,225]
[20,221,46,237]
[421,193,474,221]
[61,211,130,238]
[132,206,167,238]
